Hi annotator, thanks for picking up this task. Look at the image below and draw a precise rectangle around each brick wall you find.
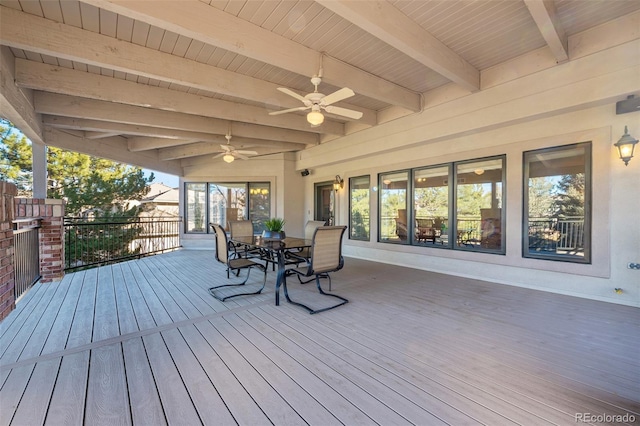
[14,198,65,283]
[0,181,17,320]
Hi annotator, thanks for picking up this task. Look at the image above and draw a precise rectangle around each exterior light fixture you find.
[223,154,235,163]
[614,126,638,166]
[307,108,324,126]
[333,175,344,191]
[474,169,485,175]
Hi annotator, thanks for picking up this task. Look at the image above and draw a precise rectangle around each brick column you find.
[14,198,65,283]
[0,181,17,320]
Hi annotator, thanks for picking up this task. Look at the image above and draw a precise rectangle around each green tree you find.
[0,122,32,194]
[1,118,153,216]
[553,173,585,218]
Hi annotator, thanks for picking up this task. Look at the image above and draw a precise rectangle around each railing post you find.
[0,181,18,320]
[15,198,65,283]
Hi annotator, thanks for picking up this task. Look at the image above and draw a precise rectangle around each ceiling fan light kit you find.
[213,133,258,162]
[307,109,324,125]
[269,75,363,126]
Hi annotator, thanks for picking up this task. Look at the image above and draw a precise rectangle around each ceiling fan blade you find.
[321,87,355,106]
[236,150,258,155]
[235,153,250,160]
[324,105,363,120]
[213,152,225,159]
[220,144,232,151]
[269,106,308,116]
[277,87,307,102]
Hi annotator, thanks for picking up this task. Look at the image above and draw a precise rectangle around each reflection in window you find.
[184,182,270,233]
[413,166,450,246]
[249,183,270,233]
[186,183,206,233]
[379,171,409,243]
[524,143,590,263]
[455,157,505,252]
[209,183,246,227]
[349,176,370,240]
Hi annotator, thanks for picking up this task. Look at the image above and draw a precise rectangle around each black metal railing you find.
[64,216,181,271]
[13,218,42,301]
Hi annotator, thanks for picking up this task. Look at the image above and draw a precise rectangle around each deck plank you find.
[65,267,98,349]
[40,271,85,355]
[121,338,166,425]
[142,333,202,425]
[92,266,120,341]
[44,351,89,426]
[161,327,237,425]
[10,357,61,426]
[111,263,140,335]
[178,324,271,425]
[85,344,131,425]
[194,319,306,425]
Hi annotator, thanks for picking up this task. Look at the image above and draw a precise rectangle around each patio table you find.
[229,235,311,306]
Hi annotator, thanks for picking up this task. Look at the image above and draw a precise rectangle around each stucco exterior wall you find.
[295,38,640,307]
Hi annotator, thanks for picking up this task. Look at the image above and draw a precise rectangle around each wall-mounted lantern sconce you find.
[333,175,344,191]
[614,126,638,166]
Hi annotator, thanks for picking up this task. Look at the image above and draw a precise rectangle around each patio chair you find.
[283,226,349,314]
[287,220,328,283]
[208,223,267,301]
[228,220,261,256]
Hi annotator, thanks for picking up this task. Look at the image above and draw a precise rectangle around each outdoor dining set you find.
[208,220,349,314]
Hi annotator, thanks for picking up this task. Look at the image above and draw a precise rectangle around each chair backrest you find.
[309,226,347,274]
[211,223,230,264]
[228,220,254,239]
[304,220,326,240]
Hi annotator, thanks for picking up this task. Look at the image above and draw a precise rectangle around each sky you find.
[145,170,180,188]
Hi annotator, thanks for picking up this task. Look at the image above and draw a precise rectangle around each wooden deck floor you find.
[1,249,638,425]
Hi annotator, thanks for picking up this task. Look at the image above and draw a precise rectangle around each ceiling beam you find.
[316,0,480,92]
[43,127,182,175]
[0,6,355,127]
[128,137,198,152]
[82,0,421,112]
[84,131,121,139]
[34,92,322,145]
[158,141,302,161]
[0,47,43,144]
[524,0,569,64]
[42,116,315,150]
[14,58,374,130]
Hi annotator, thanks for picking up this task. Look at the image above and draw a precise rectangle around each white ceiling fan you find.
[269,75,363,126]
[213,134,258,163]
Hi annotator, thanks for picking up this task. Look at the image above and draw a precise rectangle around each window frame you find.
[349,175,371,241]
[522,142,592,264]
[183,181,271,234]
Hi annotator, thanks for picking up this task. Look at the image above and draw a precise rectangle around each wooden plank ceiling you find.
[1,0,638,171]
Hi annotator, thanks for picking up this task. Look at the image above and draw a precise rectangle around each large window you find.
[184,182,270,233]
[379,156,505,253]
[455,157,505,253]
[186,183,207,233]
[523,143,591,263]
[379,171,409,243]
[349,175,370,240]
[413,165,450,247]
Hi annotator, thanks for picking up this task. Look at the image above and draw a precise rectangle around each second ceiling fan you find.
[269,75,363,126]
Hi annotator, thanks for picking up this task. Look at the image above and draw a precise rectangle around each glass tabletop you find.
[230,235,311,251]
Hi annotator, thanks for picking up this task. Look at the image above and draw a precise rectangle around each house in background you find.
[132,183,179,217]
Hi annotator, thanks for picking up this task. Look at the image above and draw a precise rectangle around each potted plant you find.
[262,217,286,240]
